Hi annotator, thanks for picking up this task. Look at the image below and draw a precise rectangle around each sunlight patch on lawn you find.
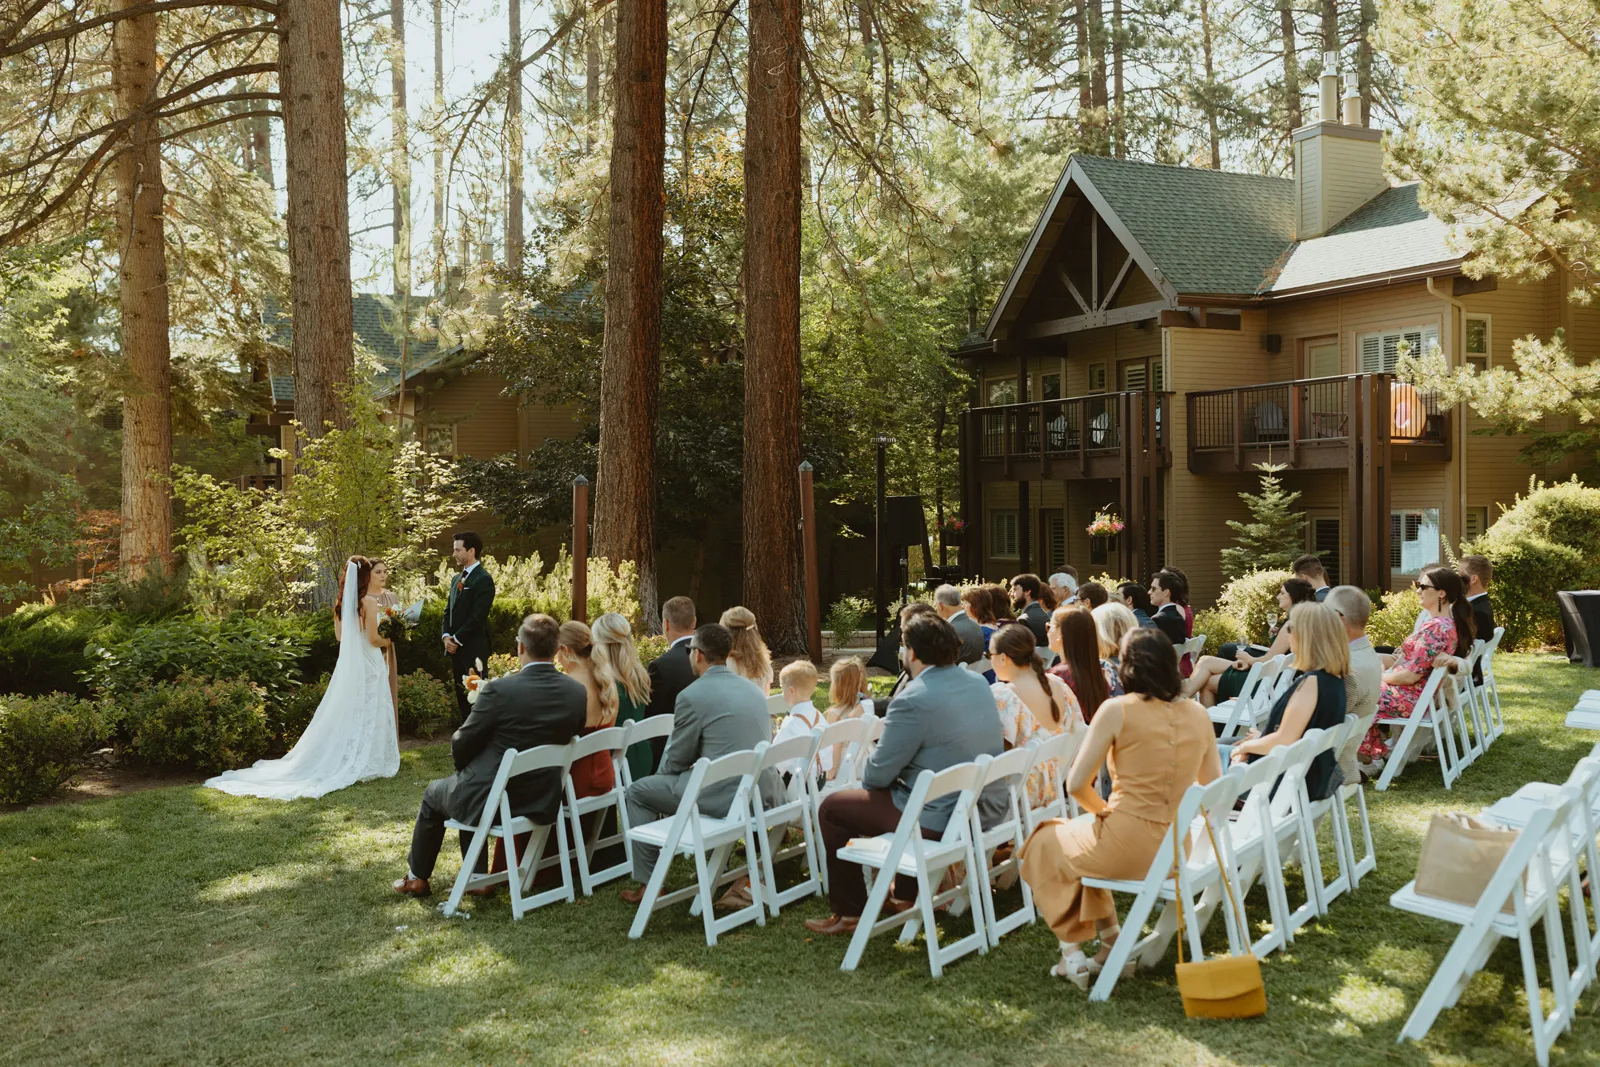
[403,938,515,985]
[1364,942,1437,985]
[200,861,324,902]
[1329,972,1407,1027]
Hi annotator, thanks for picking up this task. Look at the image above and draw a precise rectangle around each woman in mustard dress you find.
[1019,627,1222,990]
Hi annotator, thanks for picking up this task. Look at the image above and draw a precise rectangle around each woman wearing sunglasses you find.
[1357,566,1474,771]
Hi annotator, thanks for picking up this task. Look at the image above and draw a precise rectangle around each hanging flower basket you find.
[1086,509,1126,539]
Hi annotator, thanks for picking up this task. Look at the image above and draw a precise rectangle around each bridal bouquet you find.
[1085,508,1125,538]
[378,598,424,644]
[462,658,486,705]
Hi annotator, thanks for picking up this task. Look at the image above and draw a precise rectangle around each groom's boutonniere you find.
[456,578,466,592]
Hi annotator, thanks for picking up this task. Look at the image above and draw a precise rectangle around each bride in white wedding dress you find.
[206,557,401,800]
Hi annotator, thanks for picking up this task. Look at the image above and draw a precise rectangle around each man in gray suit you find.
[934,583,985,664]
[618,622,783,901]
[806,613,1006,935]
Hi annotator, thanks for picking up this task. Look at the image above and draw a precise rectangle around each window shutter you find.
[1464,506,1490,541]
[1311,517,1341,585]
[1121,363,1147,391]
[1088,363,1107,392]
[1360,334,1384,373]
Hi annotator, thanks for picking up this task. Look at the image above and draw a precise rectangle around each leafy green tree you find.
[1220,462,1305,578]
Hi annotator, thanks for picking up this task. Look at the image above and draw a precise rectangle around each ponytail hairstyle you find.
[558,619,619,724]
[828,657,867,714]
[1423,565,1474,657]
[333,556,373,619]
[719,605,772,687]
[591,612,651,707]
[993,623,1062,727]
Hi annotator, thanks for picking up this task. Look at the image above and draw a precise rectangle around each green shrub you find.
[823,595,871,648]
[398,670,455,738]
[123,675,271,772]
[636,634,668,665]
[398,596,537,682]
[1192,608,1243,656]
[0,605,121,697]
[0,692,107,804]
[271,672,329,751]
[1215,569,1293,646]
[1369,586,1423,650]
[1465,478,1600,649]
[83,616,305,710]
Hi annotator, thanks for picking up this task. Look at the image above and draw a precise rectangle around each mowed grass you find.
[4,655,1600,1066]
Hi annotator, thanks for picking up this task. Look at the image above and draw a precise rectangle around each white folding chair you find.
[626,744,769,946]
[1392,791,1580,1067]
[1175,634,1206,662]
[765,692,789,719]
[1222,746,1296,957]
[750,731,825,916]
[1457,640,1495,755]
[1298,719,1360,913]
[620,714,675,788]
[1212,655,1289,741]
[969,747,1037,946]
[810,717,876,892]
[1374,668,1464,791]
[1021,729,1082,835]
[1084,772,1249,1001]
[967,657,993,676]
[1036,646,1059,668]
[1335,711,1379,889]
[839,759,989,978]
[1439,652,1485,768]
[1241,732,1324,944]
[441,740,579,920]
[560,725,635,896]
[1479,626,1507,739]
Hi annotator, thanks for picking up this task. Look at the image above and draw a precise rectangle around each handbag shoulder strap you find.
[1173,805,1242,967]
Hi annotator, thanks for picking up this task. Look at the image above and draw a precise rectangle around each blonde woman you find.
[720,605,774,691]
[556,620,619,801]
[592,612,655,782]
[1091,602,1137,678]
[1228,602,1349,800]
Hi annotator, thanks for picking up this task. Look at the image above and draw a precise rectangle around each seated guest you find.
[820,657,873,779]
[645,596,698,771]
[1049,569,1079,605]
[989,623,1083,808]
[1227,602,1349,800]
[1115,582,1155,628]
[1075,581,1109,610]
[1186,577,1314,705]
[721,605,774,691]
[1147,571,1189,648]
[619,624,784,905]
[1010,573,1051,643]
[770,659,824,778]
[962,585,999,643]
[1358,566,1473,772]
[393,614,587,898]
[1019,628,1221,989]
[1090,603,1135,700]
[597,612,656,786]
[934,583,986,664]
[1325,586,1383,784]
[805,614,1007,936]
[988,584,1017,626]
[886,601,939,701]
[1292,553,1332,602]
[1448,555,1496,685]
[1048,607,1114,722]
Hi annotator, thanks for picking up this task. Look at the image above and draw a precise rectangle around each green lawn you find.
[4,654,1600,1066]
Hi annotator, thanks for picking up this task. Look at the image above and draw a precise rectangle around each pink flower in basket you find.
[1086,509,1126,538]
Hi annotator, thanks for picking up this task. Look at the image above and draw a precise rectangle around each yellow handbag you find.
[1172,813,1267,1019]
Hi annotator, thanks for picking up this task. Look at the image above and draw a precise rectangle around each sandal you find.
[1088,925,1137,980]
[1049,944,1095,990]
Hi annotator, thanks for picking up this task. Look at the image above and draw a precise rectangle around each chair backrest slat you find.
[627,714,675,745]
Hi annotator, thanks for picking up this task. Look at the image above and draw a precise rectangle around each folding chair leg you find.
[1376,713,1427,792]
[1089,889,1157,1002]
[440,827,493,918]
[627,824,683,941]
[842,860,901,972]
[1399,924,1499,1046]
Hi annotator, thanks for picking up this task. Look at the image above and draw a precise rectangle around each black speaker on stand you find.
[871,495,928,672]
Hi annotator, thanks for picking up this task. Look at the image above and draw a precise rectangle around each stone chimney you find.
[1293,51,1387,239]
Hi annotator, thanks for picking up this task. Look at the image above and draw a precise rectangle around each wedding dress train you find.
[205,560,400,800]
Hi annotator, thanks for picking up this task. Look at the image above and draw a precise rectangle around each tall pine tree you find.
[1220,462,1306,578]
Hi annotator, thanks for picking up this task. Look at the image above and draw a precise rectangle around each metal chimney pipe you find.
[1320,50,1339,122]
[1342,84,1362,126]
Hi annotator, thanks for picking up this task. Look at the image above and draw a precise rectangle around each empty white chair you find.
[1392,791,1580,1066]
[969,747,1037,946]
[619,714,675,788]
[966,657,993,676]
[1479,626,1507,738]
[1036,646,1060,668]
[1298,719,1361,913]
[626,744,770,946]
[1175,634,1206,662]
[1374,668,1464,791]
[750,730,825,916]
[441,740,579,920]
[563,724,634,896]
[765,692,789,719]
[809,717,876,892]
[838,759,989,977]
[1212,655,1289,741]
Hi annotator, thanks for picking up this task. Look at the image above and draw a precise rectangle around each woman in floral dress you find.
[988,623,1084,808]
[1359,566,1474,767]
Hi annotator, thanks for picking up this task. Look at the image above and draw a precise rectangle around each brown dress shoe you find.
[392,876,431,897]
[803,914,859,935]
[465,886,496,898]
[619,885,648,904]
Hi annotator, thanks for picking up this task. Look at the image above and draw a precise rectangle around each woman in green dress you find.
[592,612,655,781]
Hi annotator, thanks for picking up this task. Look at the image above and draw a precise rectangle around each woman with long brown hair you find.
[1047,606,1113,722]
[556,620,620,801]
[368,560,400,728]
[988,623,1084,807]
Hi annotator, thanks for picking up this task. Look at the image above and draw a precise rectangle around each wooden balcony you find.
[963,390,1173,484]
[1185,373,1451,474]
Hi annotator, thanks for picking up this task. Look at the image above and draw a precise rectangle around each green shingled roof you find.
[1073,156,1297,296]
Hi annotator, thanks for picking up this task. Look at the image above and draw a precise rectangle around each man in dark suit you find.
[443,531,496,722]
[934,583,985,664]
[619,623,784,901]
[643,595,697,771]
[1010,573,1050,644]
[1148,572,1189,647]
[394,613,586,897]
[1459,555,1496,684]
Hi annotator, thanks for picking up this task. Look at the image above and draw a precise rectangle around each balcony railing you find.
[975,390,1169,466]
[1187,373,1449,471]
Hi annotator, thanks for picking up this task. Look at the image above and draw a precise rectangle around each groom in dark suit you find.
[395,613,586,897]
[443,531,496,722]
[643,595,697,772]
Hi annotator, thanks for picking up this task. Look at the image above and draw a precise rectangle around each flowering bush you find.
[1215,569,1293,646]
[430,550,640,626]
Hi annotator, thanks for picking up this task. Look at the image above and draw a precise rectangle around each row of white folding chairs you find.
[1210,654,1294,742]
[439,713,679,918]
[1083,714,1378,1000]
[1390,744,1600,1066]
[1373,627,1505,792]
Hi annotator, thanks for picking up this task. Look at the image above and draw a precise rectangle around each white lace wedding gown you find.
[205,560,401,800]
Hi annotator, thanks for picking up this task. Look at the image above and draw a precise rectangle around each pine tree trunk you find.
[1199,0,1221,169]
[281,0,355,438]
[1087,0,1108,152]
[113,0,173,576]
[593,0,665,631]
[391,0,410,296]
[743,0,806,654]
[857,0,874,123]
[585,7,600,153]
[1073,0,1091,121]
[506,0,523,267]
[1321,0,1338,53]
[1280,0,1301,133]
[252,110,274,187]
[1111,0,1124,157]
[1355,0,1374,124]
[432,0,446,292]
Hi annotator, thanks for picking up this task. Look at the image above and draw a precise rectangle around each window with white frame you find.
[1465,315,1491,372]
[1390,507,1441,573]
[986,377,1017,406]
[990,510,1019,558]
[1359,324,1440,373]
[425,423,458,457]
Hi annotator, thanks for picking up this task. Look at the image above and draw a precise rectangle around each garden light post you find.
[800,461,822,664]
[874,433,888,640]
[572,475,589,623]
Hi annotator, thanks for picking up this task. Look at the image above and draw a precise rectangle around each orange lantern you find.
[1390,382,1425,439]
